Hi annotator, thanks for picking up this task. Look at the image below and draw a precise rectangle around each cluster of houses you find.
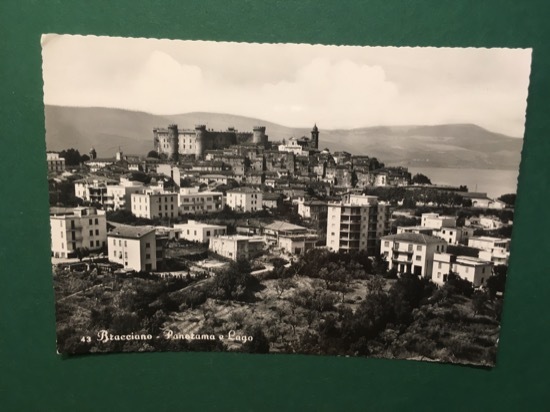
[50,193,510,289]
[47,124,512,289]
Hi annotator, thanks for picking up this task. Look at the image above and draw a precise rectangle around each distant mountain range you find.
[44,105,523,170]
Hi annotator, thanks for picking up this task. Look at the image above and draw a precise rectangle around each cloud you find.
[41,35,532,136]
[130,51,203,114]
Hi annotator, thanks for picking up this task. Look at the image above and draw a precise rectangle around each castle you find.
[153,123,319,160]
[153,124,269,160]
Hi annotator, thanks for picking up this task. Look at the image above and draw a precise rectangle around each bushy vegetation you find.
[55,250,504,365]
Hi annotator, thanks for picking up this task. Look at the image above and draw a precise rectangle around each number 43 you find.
[80,336,91,343]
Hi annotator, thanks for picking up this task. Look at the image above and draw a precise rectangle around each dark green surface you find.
[1,1,549,410]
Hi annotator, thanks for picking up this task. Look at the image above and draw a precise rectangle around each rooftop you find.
[264,220,306,233]
[383,232,446,245]
[108,225,156,239]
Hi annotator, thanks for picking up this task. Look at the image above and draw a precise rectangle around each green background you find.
[1,1,549,410]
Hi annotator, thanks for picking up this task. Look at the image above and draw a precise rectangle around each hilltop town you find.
[47,123,513,362]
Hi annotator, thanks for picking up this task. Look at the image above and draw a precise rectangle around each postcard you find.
[42,34,531,365]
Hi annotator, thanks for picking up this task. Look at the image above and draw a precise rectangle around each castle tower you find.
[89,147,97,160]
[311,124,319,149]
[253,126,266,145]
[167,124,179,161]
[195,125,207,159]
[115,147,123,161]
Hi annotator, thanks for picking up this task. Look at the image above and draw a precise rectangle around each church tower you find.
[311,124,319,149]
[89,147,97,160]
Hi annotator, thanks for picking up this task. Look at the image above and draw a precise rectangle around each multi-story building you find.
[74,177,118,205]
[468,236,511,265]
[174,220,227,243]
[326,194,390,255]
[178,187,225,214]
[107,226,157,272]
[418,212,474,245]
[421,213,457,229]
[209,235,265,261]
[431,253,493,287]
[46,152,65,173]
[226,188,263,212]
[50,206,107,258]
[261,192,283,210]
[381,232,447,277]
[131,191,178,219]
[104,179,145,211]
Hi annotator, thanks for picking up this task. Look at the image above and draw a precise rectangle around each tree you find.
[472,291,488,316]
[59,148,83,166]
[412,173,432,185]
[242,327,270,353]
[498,193,516,207]
[444,272,474,298]
[147,150,159,158]
[486,266,507,299]
[211,259,258,301]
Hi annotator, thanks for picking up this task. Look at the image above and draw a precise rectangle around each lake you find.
[407,167,519,199]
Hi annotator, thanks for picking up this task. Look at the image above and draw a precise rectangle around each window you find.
[416,245,422,251]
[113,239,116,245]
[89,219,93,225]
[206,231,211,236]
[124,240,127,247]
[96,240,99,247]
[438,262,442,269]
[90,241,94,247]
[146,243,150,248]
[119,240,121,246]
[415,256,421,261]
[384,241,389,247]
[95,218,98,224]
[146,254,151,259]
[124,252,127,259]
[95,229,99,235]
[89,230,93,236]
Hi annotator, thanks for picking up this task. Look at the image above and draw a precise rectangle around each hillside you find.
[44,105,523,170]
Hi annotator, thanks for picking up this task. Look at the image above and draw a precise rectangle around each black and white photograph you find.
[42,34,531,366]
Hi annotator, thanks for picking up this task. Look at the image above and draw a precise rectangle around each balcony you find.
[392,257,412,264]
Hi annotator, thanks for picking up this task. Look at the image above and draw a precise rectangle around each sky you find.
[41,34,532,137]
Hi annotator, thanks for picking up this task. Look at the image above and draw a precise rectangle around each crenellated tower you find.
[195,124,207,159]
[167,124,179,161]
[253,126,266,145]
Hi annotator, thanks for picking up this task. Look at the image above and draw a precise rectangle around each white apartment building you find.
[431,253,493,287]
[107,226,157,272]
[174,220,227,243]
[50,207,107,258]
[157,164,181,186]
[468,236,510,252]
[419,212,474,245]
[326,194,390,255]
[131,191,179,219]
[469,236,511,265]
[421,213,457,229]
[209,235,265,261]
[104,179,144,211]
[263,220,318,255]
[178,187,225,214]
[226,188,263,212]
[74,178,118,205]
[46,152,65,173]
[381,232,447,277]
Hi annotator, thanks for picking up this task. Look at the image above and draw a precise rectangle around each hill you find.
[44,105,523,170]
